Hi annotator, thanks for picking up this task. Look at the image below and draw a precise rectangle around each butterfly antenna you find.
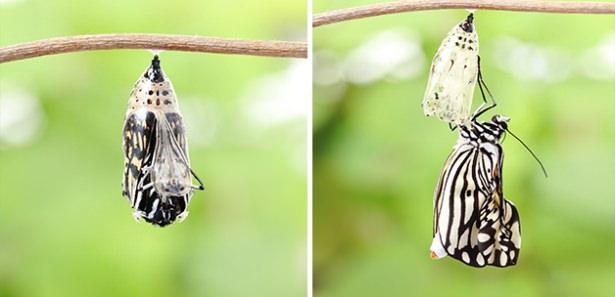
[506,128,548,178]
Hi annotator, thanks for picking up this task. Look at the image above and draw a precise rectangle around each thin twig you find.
[0,34,307,63]
[314,0,615,27]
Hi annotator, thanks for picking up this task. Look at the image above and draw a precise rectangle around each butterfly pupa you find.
[121,55,204,227]
[423,13,493,127]
[430,115,521,267]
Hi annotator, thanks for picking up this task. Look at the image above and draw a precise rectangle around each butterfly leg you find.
[190,168,205,190]
[471,56,497,120]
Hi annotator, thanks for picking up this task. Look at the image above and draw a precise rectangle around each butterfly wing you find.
[122,109,157,205]
[431,141,485,266]
[151,112,194,197]
[476,146,521,266]
[164,112,188,161]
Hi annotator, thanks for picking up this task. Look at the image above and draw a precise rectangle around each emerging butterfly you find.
[430,115,521,267]
[422,13,495,127]
[121,55,204,227]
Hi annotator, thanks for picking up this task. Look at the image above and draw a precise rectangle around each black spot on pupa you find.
[455,42,460,46]
[156,90,159,96]
[462,44,466,49]
[148,90,154,95]
[147,99,152,104]
[434,92,439,100]
[162,91,169,96]
[469,40,473,44]
[466,190,471,196]
[458,36,462,40]
[156,98,160,106]
[164,100,171,105]
[469,46,473,50]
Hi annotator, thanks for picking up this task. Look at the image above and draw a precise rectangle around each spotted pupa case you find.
[121,55,204,227]
[422,13,479,127]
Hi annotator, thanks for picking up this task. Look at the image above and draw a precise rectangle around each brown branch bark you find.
[314,0,615,27]
[0,34,307,63]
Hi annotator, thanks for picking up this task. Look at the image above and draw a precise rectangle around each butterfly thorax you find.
[460,115,509,143]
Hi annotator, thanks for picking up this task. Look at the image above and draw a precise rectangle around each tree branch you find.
[0,34,307,63]
[314,0,615,27]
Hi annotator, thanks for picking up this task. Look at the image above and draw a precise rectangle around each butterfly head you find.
[482,114,510,141]
[491,114,510,130]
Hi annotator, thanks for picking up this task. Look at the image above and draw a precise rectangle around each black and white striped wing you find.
[122,110,157,203]
[477,150,521,267]
[431,141,521,267]
[431,142,483,264]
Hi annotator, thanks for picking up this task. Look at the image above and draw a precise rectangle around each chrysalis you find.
[430,115,521,267]
[422,13,494,127]
[121,55,204,227]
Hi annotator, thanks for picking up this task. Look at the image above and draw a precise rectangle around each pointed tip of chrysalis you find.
[145,55,165,83]
[461,12,475,33]
[151,55,161,69]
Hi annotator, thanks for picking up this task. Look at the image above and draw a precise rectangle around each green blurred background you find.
[0,1,306,296]
[314,2,614,297]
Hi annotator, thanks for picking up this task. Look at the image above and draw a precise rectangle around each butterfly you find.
[422,13,495,128]
[430,115,521,267]
[121,55,204,227]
